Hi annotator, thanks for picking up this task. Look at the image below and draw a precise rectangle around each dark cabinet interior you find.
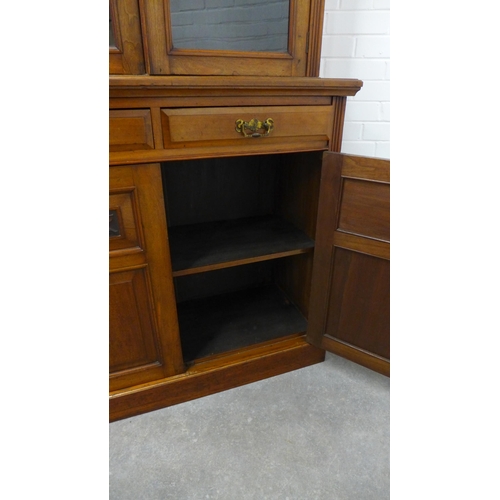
[160,152,322,364]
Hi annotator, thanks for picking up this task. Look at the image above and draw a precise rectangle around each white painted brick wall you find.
[321,0,390,159]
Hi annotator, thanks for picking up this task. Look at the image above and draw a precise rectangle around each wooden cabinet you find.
[108,79,390,422]
[109,4,389,422]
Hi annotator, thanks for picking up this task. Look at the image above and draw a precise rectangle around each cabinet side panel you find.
[275,151,323,239]
[274,253,314,318]
[274,151,323,317]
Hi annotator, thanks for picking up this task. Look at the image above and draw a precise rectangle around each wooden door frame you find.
[109,0,146,74]
[141,0,324,77]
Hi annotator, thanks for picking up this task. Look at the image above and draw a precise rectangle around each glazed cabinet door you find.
[141,0,324,76]
[109,0,145,74]
[109,164,184,391]
[307,153,390,376]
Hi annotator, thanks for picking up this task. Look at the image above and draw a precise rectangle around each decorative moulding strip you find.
[109,75,363,95]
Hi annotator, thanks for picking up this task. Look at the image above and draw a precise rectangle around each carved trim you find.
[331,96,347,153]
[306,0,325,77]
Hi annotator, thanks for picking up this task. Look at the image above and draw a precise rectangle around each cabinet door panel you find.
[141,0,324,76]
[110,267,165,389]
[325,248,390,359]
[338,179,390,241]
[109,164,185,392]
[109,0,145,74]
[307,152,390,376]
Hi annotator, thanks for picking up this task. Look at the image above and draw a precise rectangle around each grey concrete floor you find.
[110,353,390,500]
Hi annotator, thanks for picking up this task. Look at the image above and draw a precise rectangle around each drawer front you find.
[161,105,334,149]
[109,109,154,152]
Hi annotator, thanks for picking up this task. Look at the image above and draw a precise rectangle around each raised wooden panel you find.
[161,105,333,150]
[110,268,160,371]
[109,189,142,252]
[325,248,389,359]
[338,178,390,241]
[109,110,154,152]
[109,267,166,390]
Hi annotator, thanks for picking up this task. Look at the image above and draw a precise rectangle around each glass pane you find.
[170,0,290,53]
[109,7,116,47]
[109,210,121,238]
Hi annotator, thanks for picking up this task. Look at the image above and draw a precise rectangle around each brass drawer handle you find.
[235,118,274,138]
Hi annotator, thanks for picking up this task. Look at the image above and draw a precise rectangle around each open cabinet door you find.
[307,152,390,376]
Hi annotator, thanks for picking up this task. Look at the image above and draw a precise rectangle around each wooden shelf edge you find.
[109,141,329,165]
[172,247,313,277]
[169,215,315,277]
[109,336,325,422]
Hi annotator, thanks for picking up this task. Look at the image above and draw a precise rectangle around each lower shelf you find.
[177,283,308,362]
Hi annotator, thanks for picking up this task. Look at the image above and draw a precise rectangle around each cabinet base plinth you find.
[109,336,325,422]
[321,336,390,377]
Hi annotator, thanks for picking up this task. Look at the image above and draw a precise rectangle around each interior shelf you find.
[169,215,315,277]
[177,283,308,363]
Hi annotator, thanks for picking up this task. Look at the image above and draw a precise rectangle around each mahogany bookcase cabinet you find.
[109,1,390,422]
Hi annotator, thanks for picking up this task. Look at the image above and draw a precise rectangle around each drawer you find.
[109,110,154,152]
[161,105,334,149]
